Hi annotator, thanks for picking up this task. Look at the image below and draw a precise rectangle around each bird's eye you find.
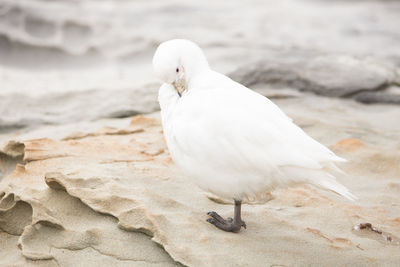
[176,68,179,73]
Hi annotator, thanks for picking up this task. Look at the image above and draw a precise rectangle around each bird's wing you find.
[171,77,344,177]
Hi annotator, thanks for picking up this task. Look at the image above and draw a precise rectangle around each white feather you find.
[155,39,356,201]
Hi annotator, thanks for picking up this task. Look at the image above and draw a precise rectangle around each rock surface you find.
[1,0,400,265]
[0,84,159,134]
[1,100,400,266]
[354,85,400,105]
[2,0,400,135]
[229,54,400,102]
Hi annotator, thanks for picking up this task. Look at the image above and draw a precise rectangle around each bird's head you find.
[152,39,209,96]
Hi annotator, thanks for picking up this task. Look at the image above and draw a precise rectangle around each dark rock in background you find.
[230,55,400,103]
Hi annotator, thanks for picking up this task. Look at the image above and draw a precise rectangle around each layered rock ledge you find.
[1,111,400,266]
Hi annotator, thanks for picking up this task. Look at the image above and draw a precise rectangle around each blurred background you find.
[0,0,400,140]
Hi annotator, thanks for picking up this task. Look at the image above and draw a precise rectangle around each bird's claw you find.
[206,211,246,233]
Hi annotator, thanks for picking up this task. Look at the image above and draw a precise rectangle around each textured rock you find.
[1,110,400,266]
[0,140,24,181]
[354,86,400,105]
[2,0,400,135]
[0,84,159,133]
[229,54,398,99]
[1,0,400,264]
[1,116,179,266]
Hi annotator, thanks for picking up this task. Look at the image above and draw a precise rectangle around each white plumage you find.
[153,39,356,203]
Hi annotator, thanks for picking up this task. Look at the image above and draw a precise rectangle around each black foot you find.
[207,211,246,233]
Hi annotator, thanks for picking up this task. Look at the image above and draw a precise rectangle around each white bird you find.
[153,39,356,233]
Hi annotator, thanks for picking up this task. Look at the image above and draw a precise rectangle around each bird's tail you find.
[280,165,357,201]
[316,175,357,201]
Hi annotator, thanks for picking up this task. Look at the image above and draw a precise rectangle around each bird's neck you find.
[187,68,214,90]
[182,52,210,86]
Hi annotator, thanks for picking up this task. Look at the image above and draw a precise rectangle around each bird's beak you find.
[172,70,187,97]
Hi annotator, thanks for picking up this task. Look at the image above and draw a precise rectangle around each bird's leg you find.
[207,199,246,233]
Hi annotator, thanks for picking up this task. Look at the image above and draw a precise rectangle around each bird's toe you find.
[207,211,227,224]
[206,217,216,224]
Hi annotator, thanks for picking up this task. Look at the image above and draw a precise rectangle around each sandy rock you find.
[0,140,24,181]
[1,113,400,266]
[333,139,365,153]
[0,116,179,266]
[1,0,400,264]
